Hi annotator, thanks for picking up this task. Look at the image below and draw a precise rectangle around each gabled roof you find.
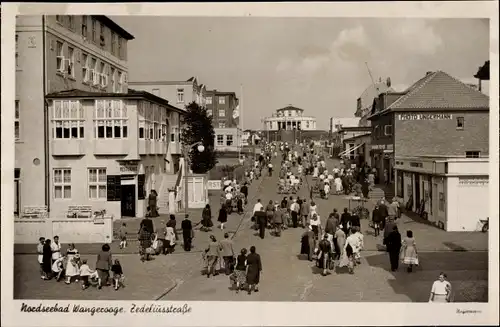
[45,89,185,113]
[370,71,489,118]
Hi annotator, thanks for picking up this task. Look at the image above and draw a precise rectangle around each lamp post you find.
[183,141,205,214]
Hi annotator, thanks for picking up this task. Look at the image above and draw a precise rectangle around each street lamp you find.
[183,141,205,214]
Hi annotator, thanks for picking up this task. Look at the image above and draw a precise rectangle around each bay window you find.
[94,99,128,139]
[52,100,84,139]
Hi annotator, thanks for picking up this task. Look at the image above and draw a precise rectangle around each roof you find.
[45,89,185,113]
[369,71,489,119]
[357,80,394,111]
[339,126,371,132]
[129,77,198,86]
[277,105,305,112]
[206,90,237,97]
[343,133,371,143]
[93,16,134,40]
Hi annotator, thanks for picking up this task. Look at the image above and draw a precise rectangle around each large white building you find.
[263,105,317,131]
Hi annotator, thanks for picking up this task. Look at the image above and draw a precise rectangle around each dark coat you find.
[181,219,193,238]
[95,251,112,270]
[240,185,248,196]
[324,217,338,235]
[350,215,361,228]
[372,207,383,223]
[379,204,389,217]
[386,230,402,254]
[246,252,262,285]
[384,220,397,240]
[273,210,284,224]
[300,230,315,258]
[140,218,154,234]
[202,208,213,228]
[218,207,228,223]
[42,243,52,273]
[340,212,351,228]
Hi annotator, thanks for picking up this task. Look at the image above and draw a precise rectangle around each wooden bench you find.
[21,206,48,218]
[67,205,93,218]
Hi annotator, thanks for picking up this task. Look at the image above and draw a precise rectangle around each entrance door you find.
[121,185,136,217]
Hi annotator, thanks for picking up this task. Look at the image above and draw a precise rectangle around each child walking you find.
[111,259,125,291]
[118,223,128,249]
[79,259,96,289]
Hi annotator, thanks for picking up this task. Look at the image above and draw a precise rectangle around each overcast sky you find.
[111,17,490,130]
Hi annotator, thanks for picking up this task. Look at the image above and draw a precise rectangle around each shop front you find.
[395,157,489,231]
[371,143,394,184]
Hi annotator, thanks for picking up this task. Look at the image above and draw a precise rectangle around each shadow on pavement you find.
[443,242,468,252]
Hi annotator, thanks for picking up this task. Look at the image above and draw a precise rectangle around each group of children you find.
[36,237,125,291]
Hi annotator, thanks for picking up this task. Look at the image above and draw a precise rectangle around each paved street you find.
[13,156,488,302]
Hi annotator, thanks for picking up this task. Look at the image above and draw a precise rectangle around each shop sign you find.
[459,177,489,185]
[207,180,222,190]
[398,113,453,121]
[409,162,423,168]
[120,164,138,174]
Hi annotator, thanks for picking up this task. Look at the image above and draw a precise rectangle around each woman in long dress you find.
[42,239,53,280]
[246,246,262,295]
[300,225,316,261]
[201,204,213,232]
[232,248,248,293]
[352,226,364,264]
[64,243,80,284]
[138,226,153,261]
[338,229,358,274]
[429,272,452,302]
[334,175,343,195]
[400,230,419,272]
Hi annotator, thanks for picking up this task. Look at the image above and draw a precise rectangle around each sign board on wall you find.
[120,164,138,174]
[459,177,489,185]
[207,180,222,190]
[398,113,453,121]
[371,144,393,150]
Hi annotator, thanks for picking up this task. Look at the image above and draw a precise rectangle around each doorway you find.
[415,174,421,213]
[121,185,136,217]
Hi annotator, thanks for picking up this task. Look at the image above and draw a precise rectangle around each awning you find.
[339,143,364,156]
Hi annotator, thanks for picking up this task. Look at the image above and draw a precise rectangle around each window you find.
[218,109,225,117]
[207,109,212,116]
[177,89,184,103]
[56,15,63,24]
[206,96,212,104]
[218,122,226,128]
[226,135,233,146]
[67,46,75,78]
[88,168,107,200]
[15,34,19,69]
[52,100,85,139]
[56,41,64,73]
[438,192,445,212]
[118,37,122,58]
[110,67,116,92]
[82,52,89,82]
[68,15,75,30]
[217,135,224,146]
[117,71,122,93]
[120,72,127,91]
[94,100,128,139]
[219,96,225,104]
[465,151,480,158]
[81,15,88,38]
[15,100,20,140]
[91,18,97,42]
[456,117,464,130]
[384,125,393,136]
[111,32,117,55]
[99,62,108,88]
[99,23,105,48]
[170,126,178,142]
[53,169,71,199]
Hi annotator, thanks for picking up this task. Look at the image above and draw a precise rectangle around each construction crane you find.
[365,61,378,92]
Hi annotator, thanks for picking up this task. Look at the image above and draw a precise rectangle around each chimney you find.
[426,71,433,76]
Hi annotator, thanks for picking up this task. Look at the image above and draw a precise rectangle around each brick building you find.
[368,70,490,231]
[205,90,240,152]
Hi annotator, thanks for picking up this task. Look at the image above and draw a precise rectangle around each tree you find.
[180,101,218,174]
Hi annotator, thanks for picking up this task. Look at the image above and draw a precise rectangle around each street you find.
[13,156,488,302]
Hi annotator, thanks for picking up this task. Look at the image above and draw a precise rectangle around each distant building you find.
[129,77,207,109]
[205,90,239,129]
[356,78,394,127]
[263,105,317,131]
[368,70,489,231]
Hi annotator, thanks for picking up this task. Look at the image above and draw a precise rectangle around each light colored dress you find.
[400,237,419,265]
[338,234,357,267]
[334,177,342,192]
[65,248,80,277]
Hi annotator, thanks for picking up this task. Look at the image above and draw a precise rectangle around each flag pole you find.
[239,84,243,159]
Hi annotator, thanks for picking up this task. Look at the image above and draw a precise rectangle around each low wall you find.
[14,216,114,244]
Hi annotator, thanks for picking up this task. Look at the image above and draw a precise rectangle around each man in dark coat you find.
[255,209,267,239]
[372,205,383,236]
[181,214,193,251]
[240,183,249,205]
[340,208,351,234]
[385,226,402,271]
[378,200,389,230]
[383,216,397,250]
[246,246,262,294]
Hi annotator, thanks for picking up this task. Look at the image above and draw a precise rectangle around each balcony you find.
[93,139,129,156]
[170,142,181,155]
[139,139,153,155]
[51,139,86,156]
[154,141,167,155]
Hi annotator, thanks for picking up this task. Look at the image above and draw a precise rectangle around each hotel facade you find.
[15,15,185,220]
